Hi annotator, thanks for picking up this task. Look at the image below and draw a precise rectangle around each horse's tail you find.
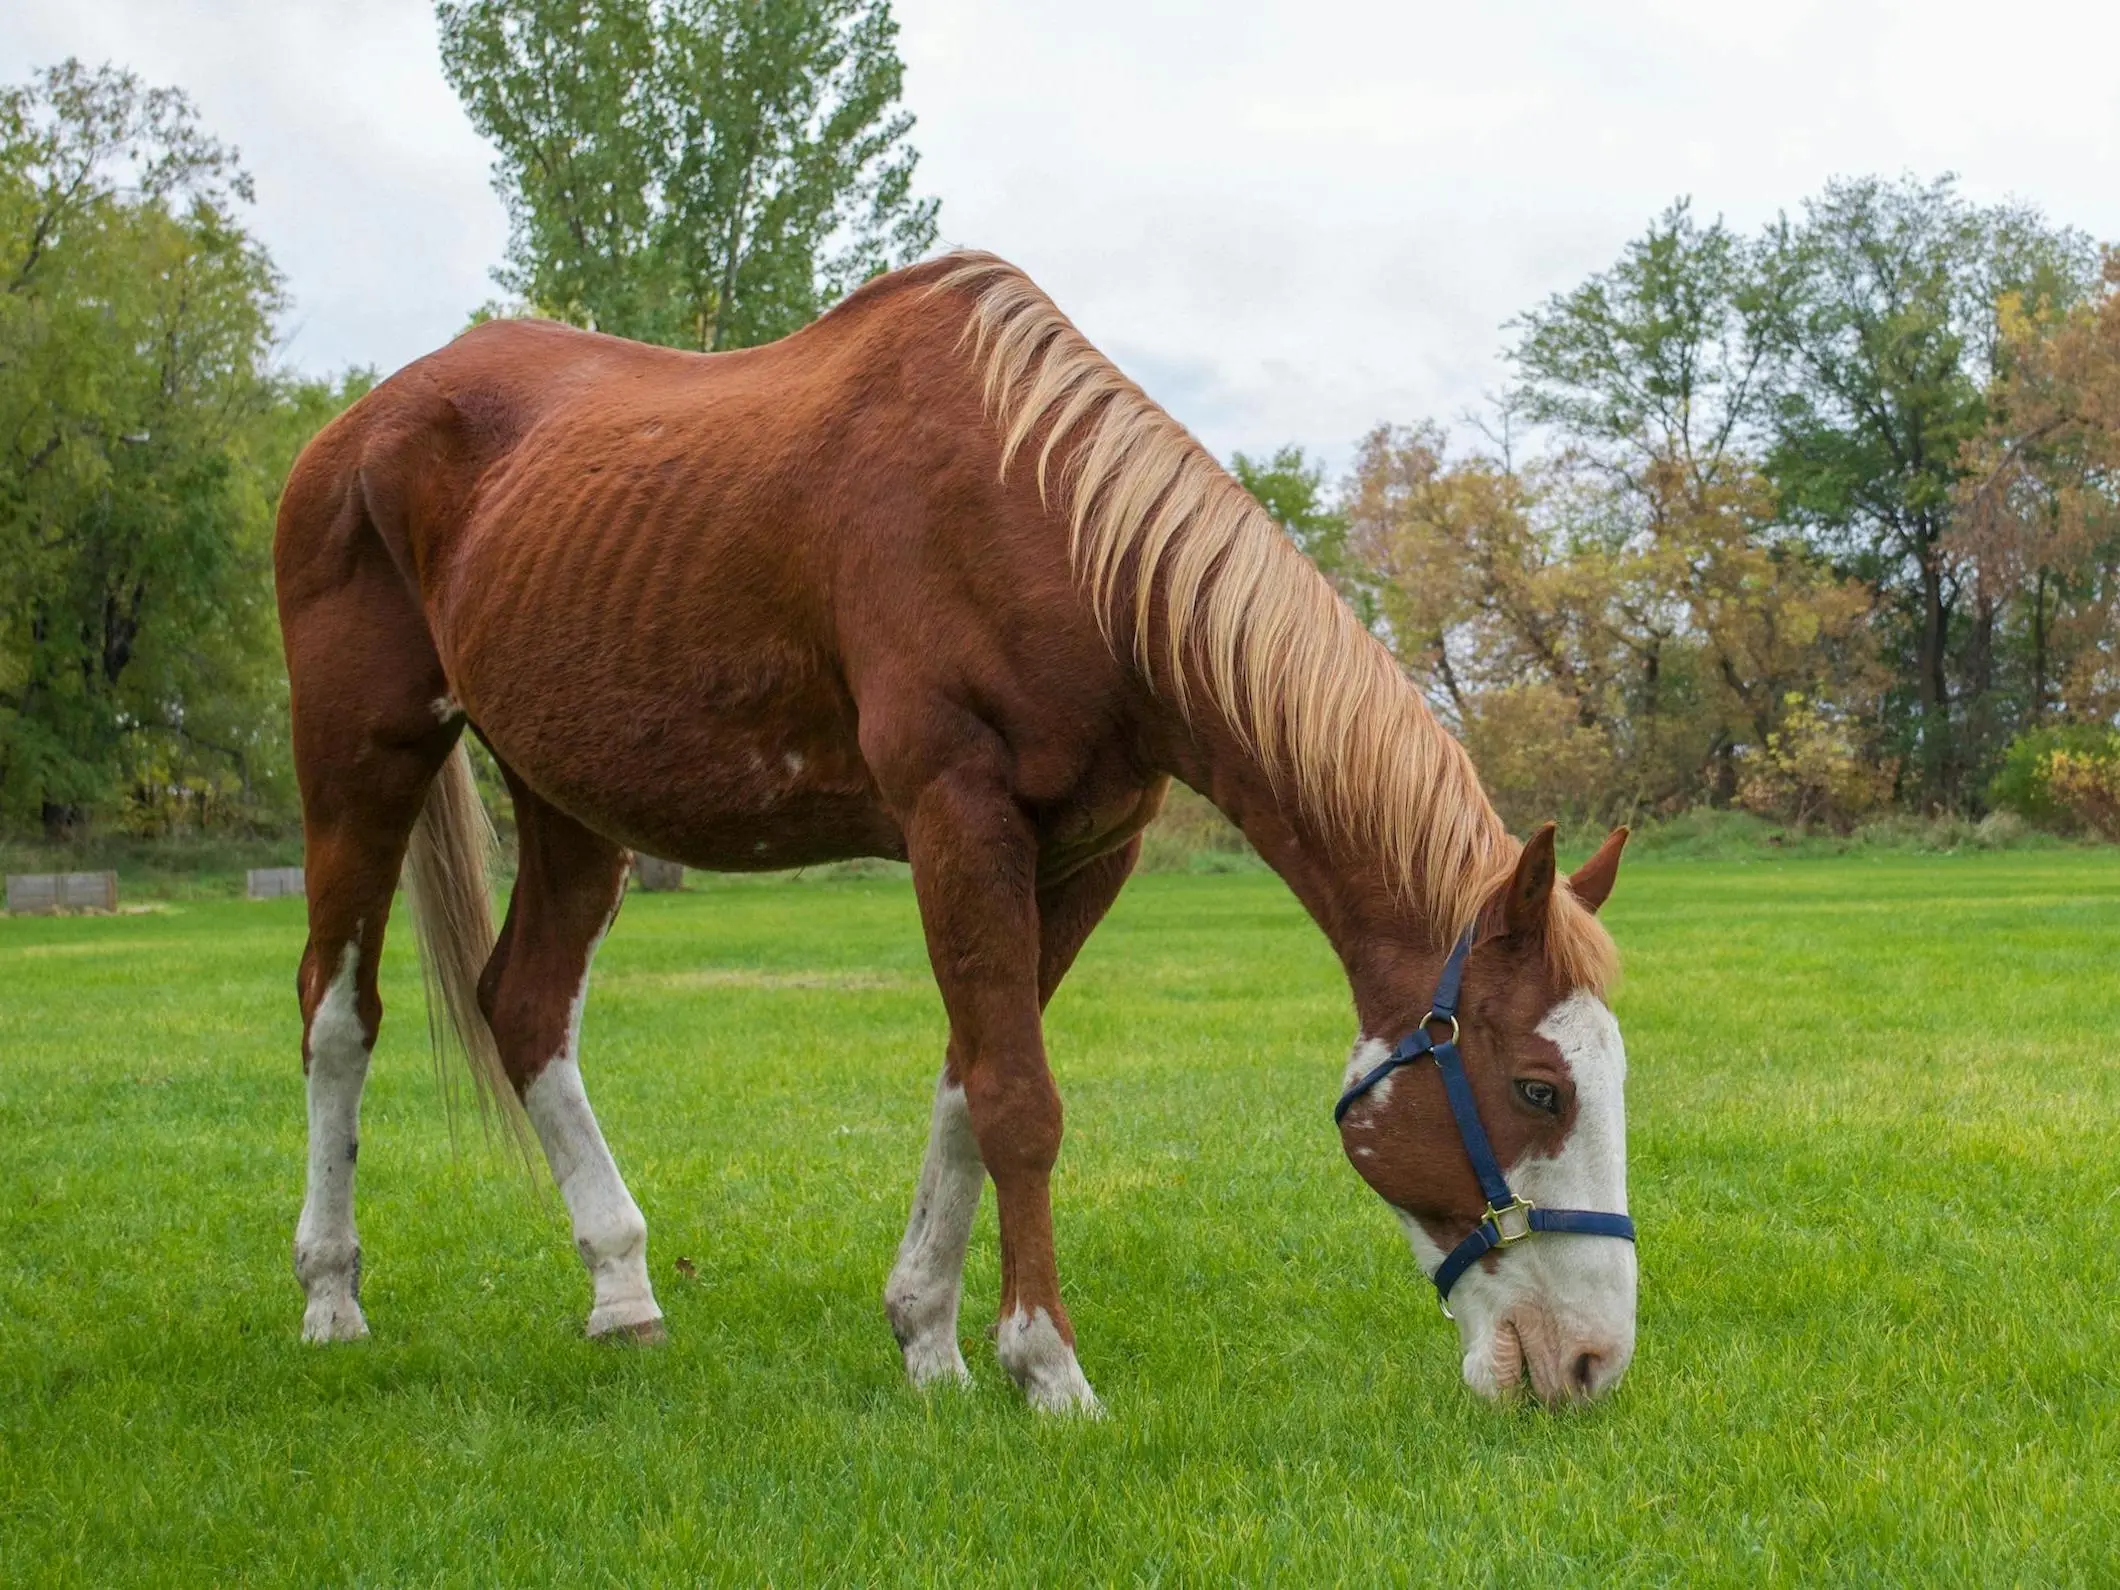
[404,742,534,1162]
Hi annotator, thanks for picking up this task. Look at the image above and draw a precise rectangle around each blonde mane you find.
[937,253,1616,992]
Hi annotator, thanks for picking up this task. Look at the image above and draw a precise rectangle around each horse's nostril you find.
[1571,1351,1600,1393]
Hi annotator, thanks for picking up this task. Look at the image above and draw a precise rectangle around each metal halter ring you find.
[1423,1011,1460,1046]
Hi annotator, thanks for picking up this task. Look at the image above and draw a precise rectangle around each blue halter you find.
[1333,929,1637,1310]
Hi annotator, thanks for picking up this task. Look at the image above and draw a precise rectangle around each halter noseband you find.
[1333,929,1636,1314]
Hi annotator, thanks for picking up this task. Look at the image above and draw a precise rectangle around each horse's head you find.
[1338,825,1635,1406]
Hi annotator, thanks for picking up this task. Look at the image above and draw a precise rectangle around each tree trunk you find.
[2029,567,2049,726]
[1916,538,1952,807]
[41,801,86,843]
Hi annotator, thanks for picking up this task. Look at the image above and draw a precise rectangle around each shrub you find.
[2048,748,2120,839]
[1736,696,1896,830]
[1989,725,2120,830]
[1138,783,1254,872]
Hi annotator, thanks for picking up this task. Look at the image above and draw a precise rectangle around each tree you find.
[1344,424,1631,825]
[1752,175,2095,804]
[1511,199,1770,501]
[0,62,334,838]
[1960,249,2120,733]
[437,0,939,351]
[1509,200,1877,805]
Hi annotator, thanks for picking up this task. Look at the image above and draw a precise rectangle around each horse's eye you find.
[1514,1078,1561,1115]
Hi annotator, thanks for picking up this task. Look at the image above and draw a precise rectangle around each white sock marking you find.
[996,1306,1102,1415]
[884,1070,983,1387]
[295,942,370,1342]
[522,918,660,1338]
[524,1059,660,1337]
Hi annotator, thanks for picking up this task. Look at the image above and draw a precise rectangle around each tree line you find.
[4,12,2116,845]
[1244,188,2120,834]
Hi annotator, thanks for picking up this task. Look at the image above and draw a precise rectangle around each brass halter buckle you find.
[1486,1196,1536,1245]
[1441,1197,1540,1320]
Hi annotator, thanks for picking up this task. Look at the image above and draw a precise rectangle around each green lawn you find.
[2,854,2115,1585]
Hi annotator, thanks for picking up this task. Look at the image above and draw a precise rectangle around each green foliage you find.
[0,62,360,840]
[1753,175,2098,802]
[1512,198,1769,489]
[436,0,938,351]
[1988,723,2119,825]
[3,862,2117,1581]
[1343,177,2110,829]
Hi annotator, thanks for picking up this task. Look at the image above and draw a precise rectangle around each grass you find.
[1,851,2115,1585]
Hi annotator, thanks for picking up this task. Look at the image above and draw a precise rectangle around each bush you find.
[1990,725,2120,832]
[1137,784,1256,873]
[1736,696,1896,830]
[2048,748,2120,839]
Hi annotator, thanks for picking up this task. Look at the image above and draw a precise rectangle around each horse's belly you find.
[452,612,902,868]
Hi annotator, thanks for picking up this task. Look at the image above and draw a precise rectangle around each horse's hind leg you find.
[287,598,457,1341]
[480,775,662,1340]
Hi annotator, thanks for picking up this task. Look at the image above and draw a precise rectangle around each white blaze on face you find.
[1381,993,1637,1404]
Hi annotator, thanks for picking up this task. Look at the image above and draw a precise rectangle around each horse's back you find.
[277,264,1135,868]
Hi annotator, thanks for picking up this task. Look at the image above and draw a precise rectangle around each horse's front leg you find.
[896,763,1100,1413]
[886,838,1142,1395]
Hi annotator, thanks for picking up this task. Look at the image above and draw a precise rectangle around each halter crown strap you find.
[1331,929,1475,1127]
[1332,926,1637,1305]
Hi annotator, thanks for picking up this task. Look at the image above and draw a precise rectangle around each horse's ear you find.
[1568,826,1630,913]
[1501,823,1558,939]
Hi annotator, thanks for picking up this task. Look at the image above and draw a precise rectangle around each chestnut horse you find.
[274,253,1637,1410]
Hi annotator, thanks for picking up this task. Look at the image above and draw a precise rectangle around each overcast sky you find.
[6,1,2118,470]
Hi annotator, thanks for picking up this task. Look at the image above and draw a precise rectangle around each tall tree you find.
[1960,249,2120,732]
[1509,200,1875,805]
[1512,199,1770,500]
[437,0,939,351]
[0,62,303,837]
[1752,175,2094,804]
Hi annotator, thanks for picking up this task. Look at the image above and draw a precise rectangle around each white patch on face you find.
[429,695,463,724]
[521,906,661,1339]
[1340,1036,1394,1119]
[294,941,370,1342]
[995,1306,1102,1415]
[1391,993,1637,1405]
[884,1071,983,1388]
[783,752,806,776]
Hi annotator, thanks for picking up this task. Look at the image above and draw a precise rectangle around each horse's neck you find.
[1163,722,1448,1038]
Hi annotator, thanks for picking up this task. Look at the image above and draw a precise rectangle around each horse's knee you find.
[963,1060,1063,1178]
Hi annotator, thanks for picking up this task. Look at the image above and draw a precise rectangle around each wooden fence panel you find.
[5,870,118,914]
[247,867,306,900]
[631,855,685,891]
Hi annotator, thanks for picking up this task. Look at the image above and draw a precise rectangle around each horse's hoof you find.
[901,1338,973,1389]
[591,1316,667,1345]
[300,1298,369,1343]
[995,1306,1101,1414]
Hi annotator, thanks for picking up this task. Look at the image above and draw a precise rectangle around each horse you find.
[273,252,1637,1412]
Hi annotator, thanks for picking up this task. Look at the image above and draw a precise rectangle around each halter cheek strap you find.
[1333,929,1637,1310]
